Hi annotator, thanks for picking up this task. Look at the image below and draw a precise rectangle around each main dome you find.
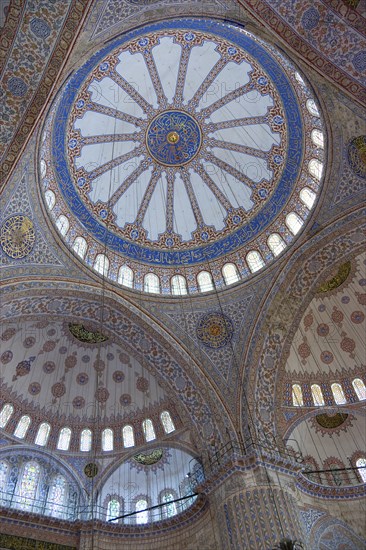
[40,19,325,294]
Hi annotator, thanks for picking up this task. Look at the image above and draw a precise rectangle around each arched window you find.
[122,425,135,448]
[0,403,14,428]
[44,190,55,210]
[142,419,156,442]
[311,384,325,406]
[171,274,188,295]
[17,461,41,511]
[300,187,316,209]
[94,254,109,277]
[14,415,31,439]
[294,72,305,87]
[267,233,286,256]
[0,460,10,504]
[352,378,366,401]
[246,251,265,273]
[356,458,366,483]
[160,491,177,519]
[35,422,51,446]
[73,236,87,259]
[56,215,69,236]
[135,498,148,524]
[57,427,72,451]
[292,384,303,406]
[106,498,120,523]
[331,383,347,405]
[311,129,324,148]
[197,271,214,292]
[160,411,175,434]
[102,428,114,451]
[118,265,134,288]
[222,263,240,285]
[306,99,320,117]
[309,159,323,180]
[80,429,92,452]
[47,475,67,518]
[286,212,303,235]
[144,273,160,294]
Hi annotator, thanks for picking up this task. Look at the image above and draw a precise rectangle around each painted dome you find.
[40,19,325,294]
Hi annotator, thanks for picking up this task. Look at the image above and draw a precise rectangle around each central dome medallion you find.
[146,110,202,166]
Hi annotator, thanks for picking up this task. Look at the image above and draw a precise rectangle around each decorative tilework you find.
[347,135,366,179]
[196,312,234,349]
[0,215,35,259]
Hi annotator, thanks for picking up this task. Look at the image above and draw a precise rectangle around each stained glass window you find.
[47,475,67,518]
[331,383,347,405]
[171,274,188,295]
[122,425,135,448]
[80,428,92,452]
[35,422,51,446]
[311,129,324,148]
[142,419,156,442]
[102,428,114,451]
[0,403,14,428]
[0,460,9,501]
[222,263,240,285]
[311,384,325,406]
[73,236,87,259]
[118,265,133,288]
[292,384,303,406]
[246,251,265,273]
[197,271,214,292]
[135,498,148,524]
[14,415,31,439]
[107,498,120,523]
[309,159,323,180]
[300,187,316,209]
[286,212,303,235]
[306,99,320,117]
[160,411,175,434]
[56,215,69,236]
[94,254,109,277]
[144,273,160,294]
[352,378,366,401]
[57,427,72,451]
[267,233,286,256]
[161,491,177,519]
[356,458,366,483]
[45,190,55,210]
[17,461,40,510]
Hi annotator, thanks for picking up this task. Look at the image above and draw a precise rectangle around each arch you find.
[35,422,51,447]
[159,489,178,519]
[309,158,323,180]
[160,411,175,434]
[80,428,92,452]
[57,427,72,451]
[286,212,303,235]
[106,497,121,523]
[352,378,366,401]
[222,263,240,285]
[44,189,55,210]
[16,460,41,511]
[102,428,114,451]
[46,474,67,518]
[135,497,149,524]
[0,403,14,428]
[311,129,324,148]
[118,265,134,288]
[56,215,69,236]
[144,273,160,294]
[311,384,325,406]
[246,250,265,273]
[94,254,109,277]
[142,419,156,442]
[197,271,214,292]
[14,415,31,439]
[299,187,316,209]
[306,98,320,117]
[292,384,303,406]
[267,233,286,256]
[331,383,346,405]
[171,274,188,295]
[73,236,88,259]
[122,425,135,448]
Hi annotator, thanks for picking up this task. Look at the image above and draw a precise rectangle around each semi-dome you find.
[39,18,324,295]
